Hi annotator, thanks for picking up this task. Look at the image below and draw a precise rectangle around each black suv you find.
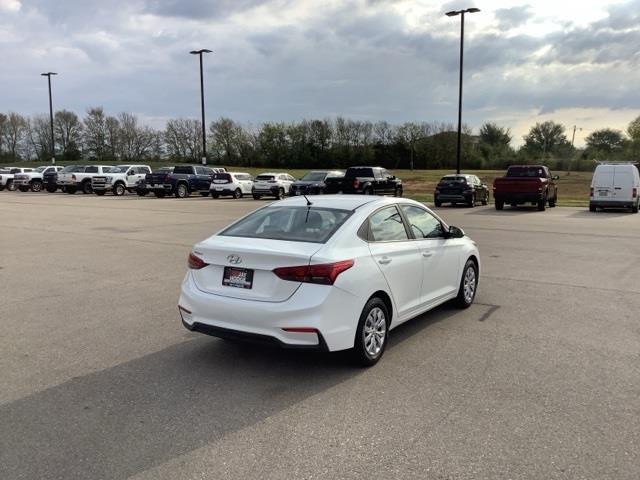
[434,174,489,207]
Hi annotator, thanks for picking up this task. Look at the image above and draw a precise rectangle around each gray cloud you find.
[494,5,531,30]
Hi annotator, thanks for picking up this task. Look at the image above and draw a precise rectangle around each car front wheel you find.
[455,259,478,309]
[175,183,189,198]
[353,297,389,367]
[31,180,43,192]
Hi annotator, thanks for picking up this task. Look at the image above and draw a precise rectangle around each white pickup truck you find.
[13,166,63,192]
[92,165,152,196]
[57,165,113,194]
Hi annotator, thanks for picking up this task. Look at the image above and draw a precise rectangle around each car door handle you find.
[422,251,433,258]
[378,257,392,265]
[614,187,622,190]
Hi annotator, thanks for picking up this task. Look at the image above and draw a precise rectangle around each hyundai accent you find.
[179,195,480,366]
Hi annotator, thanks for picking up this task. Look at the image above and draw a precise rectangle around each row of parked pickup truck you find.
[0,164,405,200]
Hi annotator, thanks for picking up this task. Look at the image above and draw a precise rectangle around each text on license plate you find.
[222,267,254,289]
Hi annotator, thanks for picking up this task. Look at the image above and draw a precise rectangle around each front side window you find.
[85,166,98,173]
[368,206,409,242]
[400,205,444,239]
[220,206,352,243]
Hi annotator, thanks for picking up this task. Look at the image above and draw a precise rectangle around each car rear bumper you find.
[179,271,360,352]
[252,186,280,195]
[590,199,637,208]
[494,192,543,203]
[210,186,236,195]
[435,192,472,202]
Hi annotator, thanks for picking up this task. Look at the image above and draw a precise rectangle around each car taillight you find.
[273,260,354,285]
[352,179,359,188]
[188,253,208,269]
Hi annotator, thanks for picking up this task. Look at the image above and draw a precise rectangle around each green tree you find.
[522,121,572,158]
[585,129,626,156]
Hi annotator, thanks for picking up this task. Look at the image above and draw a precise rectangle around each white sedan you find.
[179,195,480,366]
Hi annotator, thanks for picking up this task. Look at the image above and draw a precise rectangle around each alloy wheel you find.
[463,266,476,304]
[363,307,386,356]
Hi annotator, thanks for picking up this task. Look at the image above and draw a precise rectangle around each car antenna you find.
[303,194,313,207]
[303,194,313,223]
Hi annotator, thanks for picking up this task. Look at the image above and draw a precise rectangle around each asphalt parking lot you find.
[1,193,639,480]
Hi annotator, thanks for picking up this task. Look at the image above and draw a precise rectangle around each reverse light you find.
[188,252,209,269]
[273,260,354,285]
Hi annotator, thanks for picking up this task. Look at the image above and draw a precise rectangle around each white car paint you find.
[13,166,62,191]
[57,165,113,192]
[91,165,152,195]
[179,196,480,362]
[210,172,254,198]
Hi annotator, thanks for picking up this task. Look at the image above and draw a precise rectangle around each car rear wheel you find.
[537,196,546,211]
[136,189,148,196]
[46,185,57,193]
[468,193,475,208]
[95,190,106,196]
[549,195,557,208]
[200,192,210,197]
[233,188,242,199]
[175,183,189,198]
[7,180,16,191]
[252,194,261,200]
[276,187,285,199]
[633,202,639,214]
[66,186,77,194]
[352,297,389,367]
[82,180,92,194]
[211,192,219,199]
[394,186,403,197]
[31,180,43,192]
[434,199,442,207]
[482,193,488,206]
[495,200,504,210]
[589,204,596,212]
[18,186,29,192]
[455,259,478,309]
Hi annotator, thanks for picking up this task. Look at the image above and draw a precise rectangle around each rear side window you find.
[213,173,232,181]
[85,166,98,173]
[368,206,409,242]
[220,206,352,244]
[256,175,275,181]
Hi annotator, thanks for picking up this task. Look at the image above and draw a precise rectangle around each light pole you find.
[189,49,212,165]
[41,72,57,165]
[445,7,480,174]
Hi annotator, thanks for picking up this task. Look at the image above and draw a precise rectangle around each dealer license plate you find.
[222,267,254,289]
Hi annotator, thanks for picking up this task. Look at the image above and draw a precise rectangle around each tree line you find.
[1,107,639,171]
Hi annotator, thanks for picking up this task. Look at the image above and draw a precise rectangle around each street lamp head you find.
[189,49,212,55]
[41,72,57,76]
[445,10,460,16]
[466,7,481,13]
[446,7,480,16]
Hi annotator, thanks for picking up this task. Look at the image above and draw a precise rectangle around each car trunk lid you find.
[191,236,323,302]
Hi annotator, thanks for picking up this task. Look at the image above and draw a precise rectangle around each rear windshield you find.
[156,167,173,173]
[440,175,467,183]
[506,166,546,178]
[173,166,194,174]
[345,168,374,178]
[213,173,232,181]
[256,175,275,181]
[220,206,352,243]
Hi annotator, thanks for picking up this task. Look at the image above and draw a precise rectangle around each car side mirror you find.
[552,175,559,180]
[448,226,465,239]
[389,175,396,180]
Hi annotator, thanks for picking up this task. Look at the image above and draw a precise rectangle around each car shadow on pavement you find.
[569,209,636,218]
[465,206,543,216]
[0,337,359,480]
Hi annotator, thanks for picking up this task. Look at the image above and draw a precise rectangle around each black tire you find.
[549,195,556,208]
[394,186,403,197]
[233,188,242,199]
[537,196,546,211]
[175,183,189,198]
[211,192,219,199]
[495,200,504,210]
[364,187,373,195]
[482,193,488,206]
[200,191,210,197]
[95,190,106,196]
[45,185,57,193]
[468,193,475,208]
[276,187,285,200]
[82,180,92,194]
[352,297,390,367]
[66,186,77,194]
[154,191,166,198]
[7,180,16,191]
[455,259,478,309]
[633,202,639,214]
[589,204,596,212]
[18,186,29,192]
[252,194,261,200]
[30,180,43,192]
[434,199,442,207]
[113,183,126,196]
[136,189,148,197]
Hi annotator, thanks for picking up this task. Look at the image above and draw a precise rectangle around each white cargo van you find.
[589,162,640,213]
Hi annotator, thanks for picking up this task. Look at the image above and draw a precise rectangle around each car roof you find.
[256,172,285,176]
[275,195,421,211]
[228,172,249,175]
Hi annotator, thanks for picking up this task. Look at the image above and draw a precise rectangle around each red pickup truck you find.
[493,165,559,211]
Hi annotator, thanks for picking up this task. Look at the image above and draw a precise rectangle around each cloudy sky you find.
[1,0,639,146]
